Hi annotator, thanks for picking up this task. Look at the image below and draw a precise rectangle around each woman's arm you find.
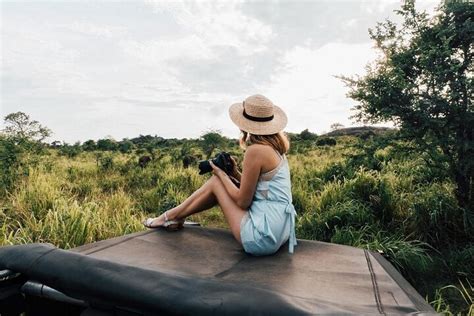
[230,156,241,182]
[211,165,239,200]
[210,146,261,209]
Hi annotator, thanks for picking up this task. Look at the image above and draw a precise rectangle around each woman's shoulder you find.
[245,144,274,154]
[244,145,275,162]
[244,144,283,172]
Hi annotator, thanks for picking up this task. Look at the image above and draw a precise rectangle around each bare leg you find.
[146,175,247,245]
[168,180,217,219]
[205,176,248,244]
[146,178,217,226]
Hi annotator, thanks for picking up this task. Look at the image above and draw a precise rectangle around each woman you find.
[143,94,297,256]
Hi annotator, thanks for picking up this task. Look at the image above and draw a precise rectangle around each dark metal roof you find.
[0,225,436,315]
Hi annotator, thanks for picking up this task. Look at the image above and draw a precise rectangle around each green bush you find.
[409,182,464,245]
[1,134,472,313]
[0,137,22,193]
[98,155,114,171]
[298,200,374,241]
[343,169,394,224]
[316,137,337,146]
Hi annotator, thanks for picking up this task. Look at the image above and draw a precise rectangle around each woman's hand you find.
[210,160,226,178]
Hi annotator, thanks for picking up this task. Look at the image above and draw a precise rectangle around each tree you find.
[82,140,96,151]
[299,129,318,141]
[0,135,22,193]
[339,0,473,210]
[119,139,134,154]
[2,111,51,142]
[50,140,62,148]
[316,137,337,147]
[59,141,81,158]
[1,112,52,192]
[200,130,227,159]
[330,123,345,131]
[97,138,117,151]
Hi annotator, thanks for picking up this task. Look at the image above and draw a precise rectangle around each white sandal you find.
[143,211,185,231]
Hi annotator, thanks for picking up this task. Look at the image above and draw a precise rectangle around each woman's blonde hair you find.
[239,130,290,155]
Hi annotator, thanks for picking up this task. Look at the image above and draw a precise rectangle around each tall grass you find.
[0,136,472,313]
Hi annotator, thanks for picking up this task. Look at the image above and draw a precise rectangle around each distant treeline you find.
[48,126,396,154]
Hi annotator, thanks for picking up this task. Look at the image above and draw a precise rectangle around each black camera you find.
[198,152,240,187]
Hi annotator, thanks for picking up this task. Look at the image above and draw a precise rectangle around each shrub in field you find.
[291,187,314,215]
[70,178,98,200]
[97,138,118,151]
[316,178,344,206]
[59,143,81,158]
[385,155,450,185]
[0,136,22,193]
[124,166,161,191]
[343,169,394,224]
[4,190,142,249]
[298,129,318,141]
[297,200,374,241]
[317,161,350,182]
[445,246,474,281]
[331,225,431,276]
[10,167,65,219]
[315,137,337,146]
[82,140,96,151]
[346,148,382,172]
[98,174,124,194]
[119,140,134,153]
[429,279,473,315]
[98,155,114,171]
[0,135,471,313]
[408,182,468,246]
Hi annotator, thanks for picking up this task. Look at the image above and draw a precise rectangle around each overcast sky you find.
[1,0,440,143]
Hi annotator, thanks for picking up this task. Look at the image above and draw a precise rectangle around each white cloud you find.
[119,35,215,65]
[145,0,274,56]
[257,42,382,134]
[61,21,128,39]
[343,18,359,28]
[2,0,429,142]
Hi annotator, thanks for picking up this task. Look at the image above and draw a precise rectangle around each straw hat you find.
[228,94,288,135]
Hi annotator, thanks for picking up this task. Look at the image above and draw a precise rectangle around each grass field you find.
[0,135,472,315]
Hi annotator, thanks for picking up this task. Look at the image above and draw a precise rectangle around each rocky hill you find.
[322,126,397,137]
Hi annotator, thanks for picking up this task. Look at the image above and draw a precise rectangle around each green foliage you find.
[0,136,22,193]
[0,112,52,195]
[339,0,474,210]
[299,129,318,141]
[331,226,432,277]
[200,130,227,159]
[299,199,374,241]
[118,139,134,153]
[82,139,96,151]
[97,138,118,151]
[98,155,114,172]
[59,142,82,158]
[0,130,472,313]
[316,137,337,146]
[429,279,473,315]
[2,111,51,142]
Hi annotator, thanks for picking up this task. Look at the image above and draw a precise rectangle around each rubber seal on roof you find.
[25,248,57,275]
[364,249,386,315]
[369,251,436,313]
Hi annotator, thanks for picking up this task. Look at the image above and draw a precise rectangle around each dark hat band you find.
[243,101,274,122]
[243,109,274,122]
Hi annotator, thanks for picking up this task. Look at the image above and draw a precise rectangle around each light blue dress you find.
[239,149,298,256]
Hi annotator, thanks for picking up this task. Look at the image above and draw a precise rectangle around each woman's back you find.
[254,147,292,203]
[239,145,298,256]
